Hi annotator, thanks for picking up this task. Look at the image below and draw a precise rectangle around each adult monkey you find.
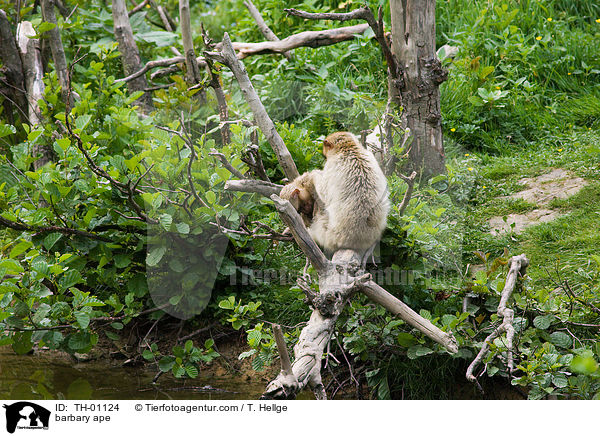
[281,132,389,263]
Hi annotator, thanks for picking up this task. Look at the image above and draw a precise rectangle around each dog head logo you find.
[3,402,50,433]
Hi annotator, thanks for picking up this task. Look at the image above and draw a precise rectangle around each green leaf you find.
[74,310,91,329]
[146,246,166,266]
[570,353,598,375]
[142,350,154,360]
[551,373,568,388]
[105,331,120,341]
[159,213,173,231]
[407,345,434,359]
[10,240,32,259]
[175,222,190,234]
[59,269,83,290]
[68,332,92,350]
[43,233,62,250]
[75,114,92,131]
[533,315,553,330]
[12,331,33,355]
[184,365,199,378]
[549,331,572,348]
[38,21,56,33]
[218,297,234,310]
[396,332,417,347]
[205,191,216,205]
[0,123,16,138]
[114,254,132,268]
[184,340,193,353]
[247,329,262,346]
[158,356,175,372]
[136,31,178,47]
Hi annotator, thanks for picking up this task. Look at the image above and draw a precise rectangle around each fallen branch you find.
[218,33,299,181]
[216,24,368,59]
[466,254,529,388]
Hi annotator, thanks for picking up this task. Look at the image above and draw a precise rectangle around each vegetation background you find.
[0,0,599,399]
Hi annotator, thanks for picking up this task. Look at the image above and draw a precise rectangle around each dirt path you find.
[488,168,587,235]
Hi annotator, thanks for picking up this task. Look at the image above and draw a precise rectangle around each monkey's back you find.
[316,144,389,253]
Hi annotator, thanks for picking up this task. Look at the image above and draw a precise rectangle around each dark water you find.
[0,347,312,400]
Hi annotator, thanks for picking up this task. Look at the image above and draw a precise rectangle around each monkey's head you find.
[322,131,360,158]
[280,184,314,215]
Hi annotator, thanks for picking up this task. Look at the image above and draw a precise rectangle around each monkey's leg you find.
[361,243,377,270]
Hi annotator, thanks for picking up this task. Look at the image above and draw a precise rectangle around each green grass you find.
[459,128,600,287]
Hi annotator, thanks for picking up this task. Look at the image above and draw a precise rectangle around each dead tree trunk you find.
[0,9,27,123]
[389,0,447,179]
[179,0,201,84]
[17,21,52,169]
[41,0,70,103]
[217,32,457,399]
[112,0,153,112]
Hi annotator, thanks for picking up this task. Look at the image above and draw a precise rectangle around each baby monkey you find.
[279,169,324,228]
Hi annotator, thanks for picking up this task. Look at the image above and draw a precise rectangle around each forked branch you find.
[466,254,529,390]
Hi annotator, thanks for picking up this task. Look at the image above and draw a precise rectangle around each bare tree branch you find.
[218,33,299,181]
[201,24,231,144]
[270,194,328,273]
[398,171,417,216]
[209,148,245,179]
[217,24,368,59]
[224,179,281,197]
[466,254,529,387]
[360,280,459,353]
[244,0,292,60]
[115,56,188,83]
[128,0,149,16]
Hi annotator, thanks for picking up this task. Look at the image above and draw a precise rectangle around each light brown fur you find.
[310,132,389,255]
[279,169,323,227]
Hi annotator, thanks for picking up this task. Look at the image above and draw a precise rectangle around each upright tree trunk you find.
[179,0,201,83]
[41,0,70,103]
[389,0,447,179]
[17,21,53,169]
[112,0,153,112]
[0,9,27,123]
